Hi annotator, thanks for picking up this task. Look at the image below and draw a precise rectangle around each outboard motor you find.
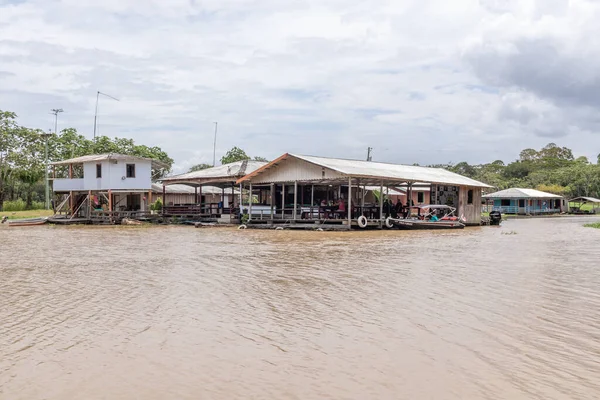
[489,210,502,226]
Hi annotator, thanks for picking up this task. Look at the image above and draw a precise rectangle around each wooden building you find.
[51,154,168,218]
[151,183,237,207]
[483,188,568,215]
[159,160,267,220]
[236,153,491,228]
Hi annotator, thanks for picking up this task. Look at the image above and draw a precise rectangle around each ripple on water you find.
[1,218,600,399]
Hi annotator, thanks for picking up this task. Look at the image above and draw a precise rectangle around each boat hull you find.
[8,218,48,227]
[392,219,465,230]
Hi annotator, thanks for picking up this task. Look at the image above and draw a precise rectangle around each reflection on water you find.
[1,218,600,399]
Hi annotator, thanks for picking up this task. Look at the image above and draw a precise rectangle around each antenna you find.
[367,147,373,161]
[93,91,120,141]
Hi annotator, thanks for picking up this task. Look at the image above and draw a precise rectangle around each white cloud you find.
[0,0,599,173]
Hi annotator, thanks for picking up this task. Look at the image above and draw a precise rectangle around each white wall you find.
[77,160,152,191]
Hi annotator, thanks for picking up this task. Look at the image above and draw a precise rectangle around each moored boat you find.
[387,205,465,230]
[8,217,48,227]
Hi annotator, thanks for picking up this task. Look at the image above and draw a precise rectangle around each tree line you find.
[0,110,173,211]
[2,109,599,211]
[431,143,600,198]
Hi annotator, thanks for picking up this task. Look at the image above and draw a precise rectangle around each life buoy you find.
[385,217,394,229]
[238,224,247,230]
[357,215,368,228]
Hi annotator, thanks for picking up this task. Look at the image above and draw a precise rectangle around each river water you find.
[1,217,600,399]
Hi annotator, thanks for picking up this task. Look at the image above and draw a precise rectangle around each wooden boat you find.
[8,217,48,227]
[388,205,465,230]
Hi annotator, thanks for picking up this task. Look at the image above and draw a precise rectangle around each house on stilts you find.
[235,153,491,229]
[50,154,169,223]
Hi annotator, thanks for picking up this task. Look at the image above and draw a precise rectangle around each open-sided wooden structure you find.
[159,160,267,221]
[236,154,491,229]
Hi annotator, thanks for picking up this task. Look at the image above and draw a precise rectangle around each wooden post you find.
[108,189,113,212]
[221,187,225,213]
[161,185,165,214]
[248,183,253,221]
[194,187,198,204]
[379,180,384,228]
[88,190,92,218]
[281,184,285,219]
[198,185,203,214]
[69,191,74,216]
[148,190,152,212]
[310,184,314,219]
[293,181,298,221]
[348,177,352,227]
[270,183,275,220]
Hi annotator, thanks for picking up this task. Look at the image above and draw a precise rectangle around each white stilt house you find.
[51,154,169,217]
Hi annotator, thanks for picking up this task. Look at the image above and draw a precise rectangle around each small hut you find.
[568,197,600,214]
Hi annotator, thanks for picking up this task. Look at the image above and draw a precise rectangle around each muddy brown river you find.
[1,217,600,399]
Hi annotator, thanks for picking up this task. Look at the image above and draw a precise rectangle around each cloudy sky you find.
[1,0,598,172]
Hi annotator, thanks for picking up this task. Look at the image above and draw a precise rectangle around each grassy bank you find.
[2,209,54,220]
[584,222,600,229]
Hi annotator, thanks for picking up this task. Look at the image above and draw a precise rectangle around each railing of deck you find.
[492,206,561,214]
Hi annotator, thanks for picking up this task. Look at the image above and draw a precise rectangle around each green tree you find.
[220,146,250,164]
[188,163,213,172]
[253,156,269,162]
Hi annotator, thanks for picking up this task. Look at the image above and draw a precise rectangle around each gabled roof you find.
[483,188,563,199]
[51,153,169,170]
[569,196,600,203]
[162,160,267,185]
[237,153,492,188]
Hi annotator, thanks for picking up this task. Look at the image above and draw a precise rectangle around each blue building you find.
[483,188,567,215]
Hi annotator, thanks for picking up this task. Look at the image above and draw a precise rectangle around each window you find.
[126,164,136,178]
[501,199,511,207]
[467,189,473,205]
[96,163,102,178]
[417,191,424,203]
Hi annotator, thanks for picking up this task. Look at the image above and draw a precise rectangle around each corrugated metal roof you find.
[151,183,237,195]
[162,160,267,182]
[482,188,563,199]
[363,186,405,196]
[569,196,600,203]
[51,153,169,169]
[239,154,491,188]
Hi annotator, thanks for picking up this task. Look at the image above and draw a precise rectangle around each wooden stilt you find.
[310,184,314,218]
[281,184,285,219]
[293,181,298,221]
[161,185,165,213]
[379,180,384,228]
[348,177,352,227]
[88,190,92,218]
[249,183,253,221]
[198,185,203,214]
[270,183,275,220]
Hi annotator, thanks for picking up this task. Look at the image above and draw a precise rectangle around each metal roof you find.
[162,160,267,185]
[569,196,600,203]
[238,154,491,188]
[151,183,237,195]
[51,153,169,170]
[482,188,563,199]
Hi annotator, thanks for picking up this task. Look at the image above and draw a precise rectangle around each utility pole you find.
[213,122,218,166]
[367,147,373,161]
[42,129,52,210]
[93,91,119,141]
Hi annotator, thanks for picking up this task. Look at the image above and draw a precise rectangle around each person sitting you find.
[429,211,439,222]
